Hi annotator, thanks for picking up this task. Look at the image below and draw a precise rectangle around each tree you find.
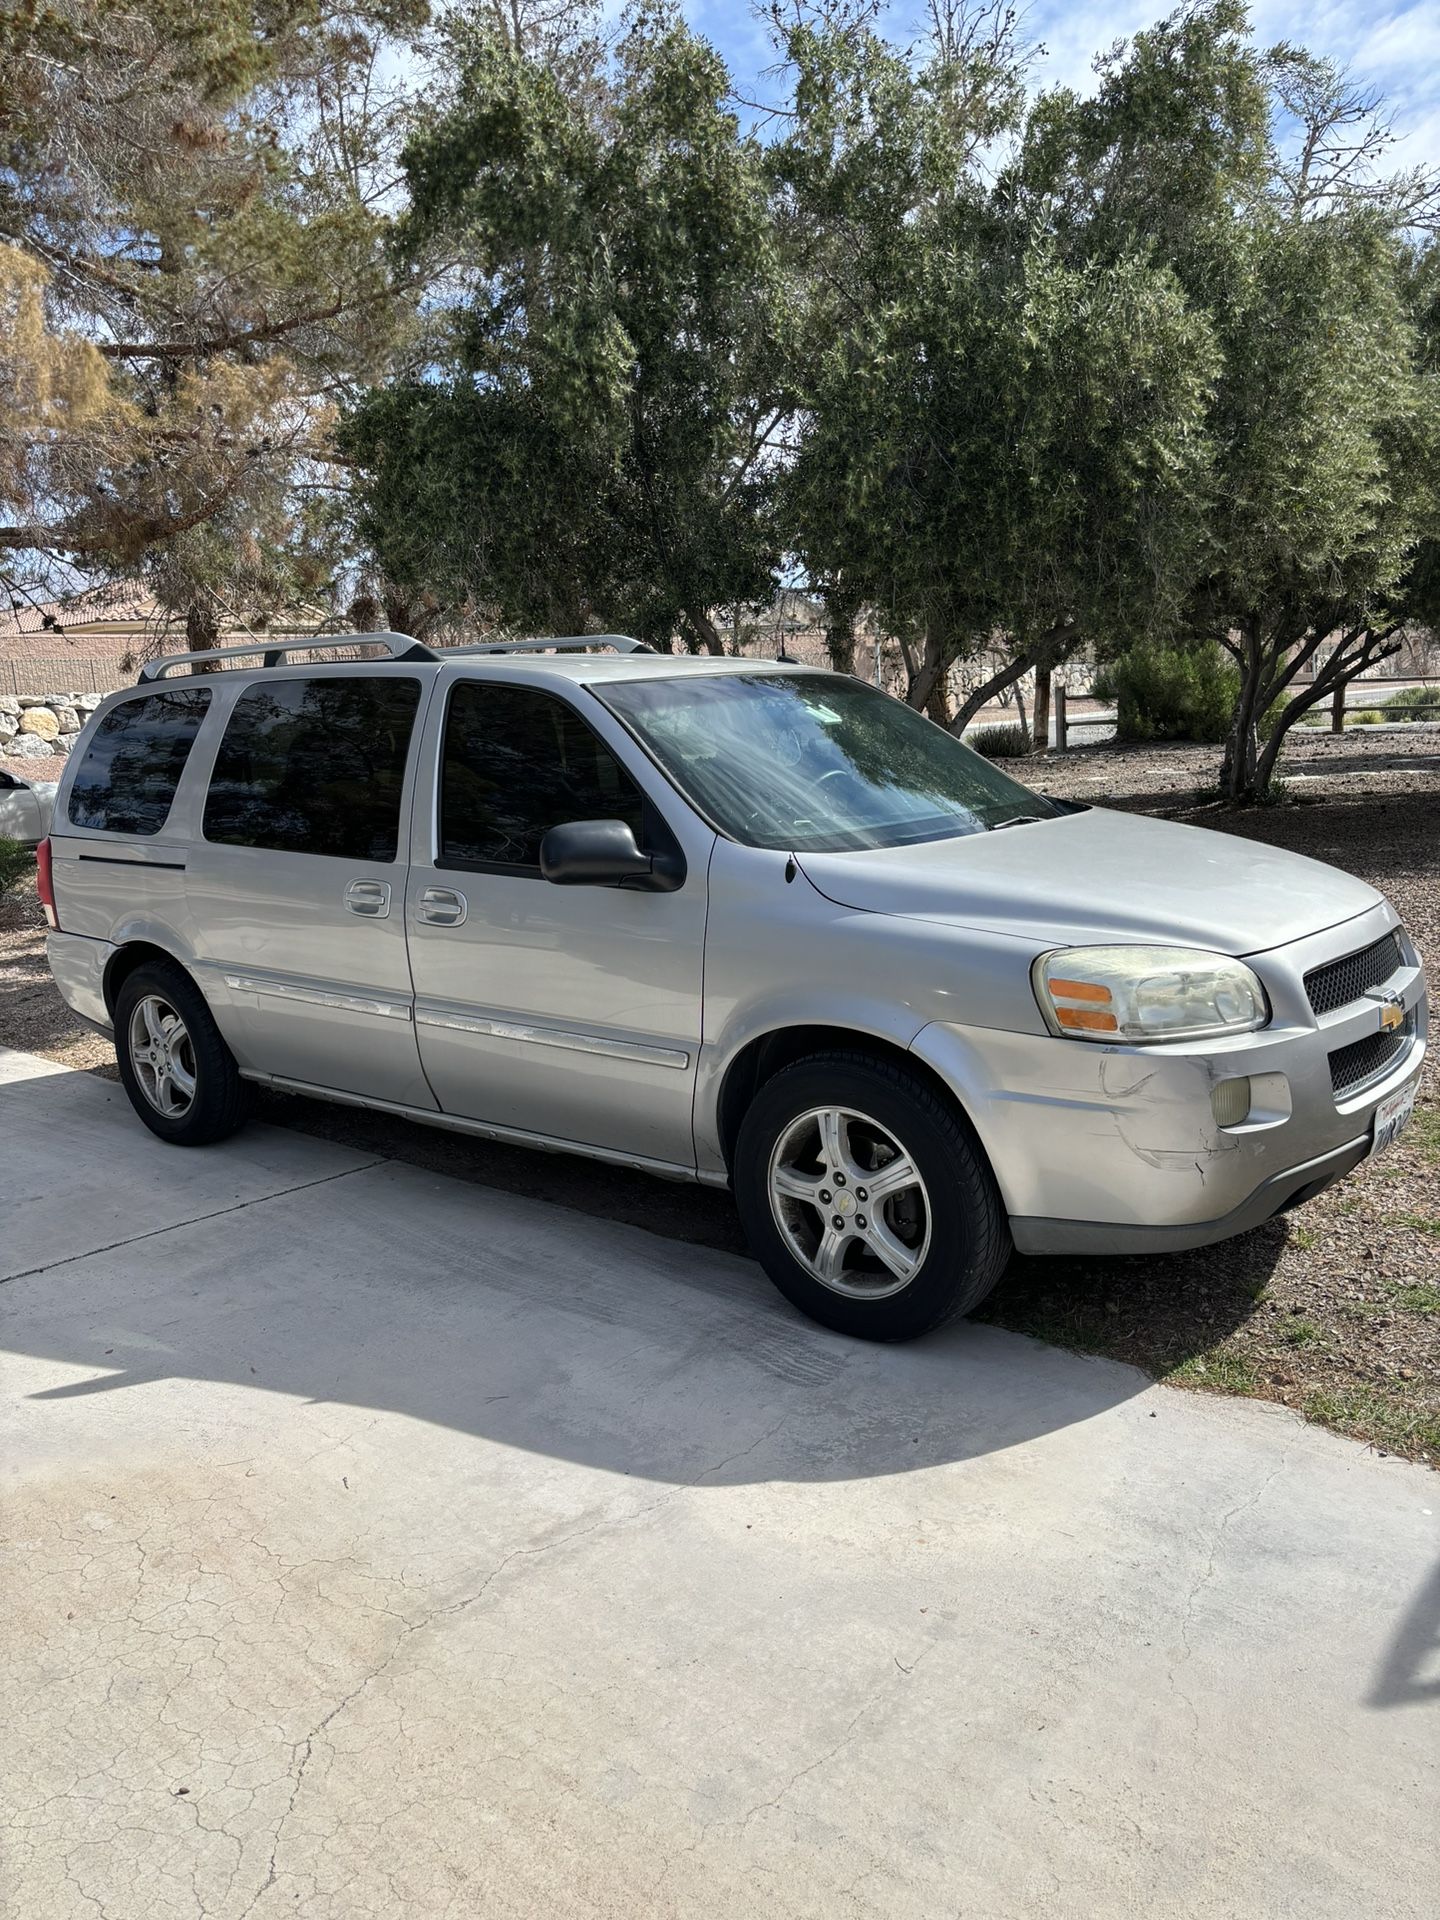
[1196,214,1439,798]
[1014,1,1440,798]
[344,9,785,650]
[0,0,427,642]
[774,20,1215,730]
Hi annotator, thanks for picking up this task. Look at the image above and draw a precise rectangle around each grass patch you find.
[1408,1106,1440,1162]
[1166,1350,1262,1394]
[1273,1315,1325,1349]
[1394,1212,1440,1241]
[1289,1224,1318,1251]
[1301,1385,1440,1460]
[1386,1280,1440,1314]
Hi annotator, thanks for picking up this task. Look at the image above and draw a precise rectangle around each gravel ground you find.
[3,726,1435,1460]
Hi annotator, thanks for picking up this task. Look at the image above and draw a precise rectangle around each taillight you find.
[36,836,59,931]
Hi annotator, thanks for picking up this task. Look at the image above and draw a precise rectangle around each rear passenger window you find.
[67,688,212,836]
[204,676,421,861]
[440,682,648,870]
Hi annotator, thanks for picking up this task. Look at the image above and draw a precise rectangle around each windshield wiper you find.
[989,813,1051,831]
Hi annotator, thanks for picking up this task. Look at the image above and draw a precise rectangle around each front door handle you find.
[418,886,468,927]
[344,878,392,918]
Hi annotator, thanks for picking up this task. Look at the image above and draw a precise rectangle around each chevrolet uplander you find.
[39,634,1427,1340]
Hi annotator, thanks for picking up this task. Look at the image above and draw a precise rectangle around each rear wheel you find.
[114,960,249,1146]
[734,1052,1010,1340]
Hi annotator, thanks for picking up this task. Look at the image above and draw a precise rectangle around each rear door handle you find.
[344,878,392,918]
[418,886,468,927]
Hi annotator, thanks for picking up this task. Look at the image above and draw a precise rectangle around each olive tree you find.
[345,11,785,649]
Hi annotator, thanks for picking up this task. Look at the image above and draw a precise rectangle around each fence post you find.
[1331,683,1345,734]
[1054,682,1068,752]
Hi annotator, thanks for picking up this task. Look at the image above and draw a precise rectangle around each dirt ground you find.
[2,726,1436,1461]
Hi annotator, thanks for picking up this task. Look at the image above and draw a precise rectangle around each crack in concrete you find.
[1167,1428,1303,1737]
[0,1159,388,1291]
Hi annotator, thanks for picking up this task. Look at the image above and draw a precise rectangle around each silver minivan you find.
[41,634,1427,1339]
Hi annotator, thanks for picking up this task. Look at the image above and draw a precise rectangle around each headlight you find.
[1032,946,1268,1044]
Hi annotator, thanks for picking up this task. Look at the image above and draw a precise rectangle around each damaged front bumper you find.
[912,904,1428,1257]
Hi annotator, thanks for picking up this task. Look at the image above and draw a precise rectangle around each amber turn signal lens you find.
[1047,977,1112,1004]
[1055,1006,1119,1032]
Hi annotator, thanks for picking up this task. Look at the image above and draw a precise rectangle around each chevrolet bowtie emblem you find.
[1375,994,1405,1032]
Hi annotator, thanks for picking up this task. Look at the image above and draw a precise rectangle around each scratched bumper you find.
[911,904,1428,1255]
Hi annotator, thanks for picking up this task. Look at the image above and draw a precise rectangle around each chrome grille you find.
[1305,932,1403,1017]
[1329,1020,1412,1098]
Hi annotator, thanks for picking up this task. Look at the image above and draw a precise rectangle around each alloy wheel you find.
[767,1104,932,1299]
[128,994,198,1119]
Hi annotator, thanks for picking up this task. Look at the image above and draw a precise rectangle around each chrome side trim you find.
[239,1071,702,1182]
[415,1007,690,1070]
[223,974,413,1021]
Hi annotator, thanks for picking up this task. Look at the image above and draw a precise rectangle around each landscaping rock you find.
[53,705,81,734]
[18,706,60,741]
[7,732,53,758]
[0,712,16,742]
[0,695,19,716]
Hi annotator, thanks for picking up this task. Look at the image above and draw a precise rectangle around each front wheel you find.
[114,960,250,1146]
[734,1052,1010,1341]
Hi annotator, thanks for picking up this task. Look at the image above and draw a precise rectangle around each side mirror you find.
[539,819,684,893]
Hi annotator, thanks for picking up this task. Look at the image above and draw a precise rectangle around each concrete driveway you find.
[2,1048,1436,1919]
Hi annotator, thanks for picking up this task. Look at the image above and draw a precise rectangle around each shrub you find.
[969,723,1031,758]
[1349,709,1385,726]
[1093,641,1234,743]
[1382,684,1440,719]
[0,835,33,895]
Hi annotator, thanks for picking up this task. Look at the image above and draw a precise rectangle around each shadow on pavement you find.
[1369,1556,1440,1709]
[0,1060,1200,1490]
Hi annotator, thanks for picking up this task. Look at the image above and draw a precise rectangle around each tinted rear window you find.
[203,675,421,861]
[67,689,212,836]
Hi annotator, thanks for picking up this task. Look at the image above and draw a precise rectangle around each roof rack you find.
[137,632,436,683]
[454,634,655,656]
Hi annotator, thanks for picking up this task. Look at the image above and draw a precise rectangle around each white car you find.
[0,767,57,847]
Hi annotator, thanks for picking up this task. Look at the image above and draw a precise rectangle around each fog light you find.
[1211,1077,1252,1128]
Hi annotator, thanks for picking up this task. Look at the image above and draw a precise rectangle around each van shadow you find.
[1369,1556,1440,1709]
[0,1065,1234,1492]
[248,1082,1286,1406]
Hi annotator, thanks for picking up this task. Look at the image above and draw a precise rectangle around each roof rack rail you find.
[136,631,437,683]
[453,634,655,656]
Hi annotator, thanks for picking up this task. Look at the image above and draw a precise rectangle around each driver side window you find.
[439,682,649,872]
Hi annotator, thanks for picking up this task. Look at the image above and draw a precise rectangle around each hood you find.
[795,808,1380,955]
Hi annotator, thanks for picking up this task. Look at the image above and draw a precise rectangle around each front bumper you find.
[912,904,1428,1256]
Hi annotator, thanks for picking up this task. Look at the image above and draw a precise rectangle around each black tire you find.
[734,1050,1010,1341]
[114,959,250,1147]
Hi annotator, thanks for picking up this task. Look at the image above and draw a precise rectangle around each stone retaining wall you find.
[0,692,105,760]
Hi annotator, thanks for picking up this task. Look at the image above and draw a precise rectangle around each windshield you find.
[599,672,1060,852]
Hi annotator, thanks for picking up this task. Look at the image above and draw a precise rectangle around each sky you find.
[677,1,1440,173]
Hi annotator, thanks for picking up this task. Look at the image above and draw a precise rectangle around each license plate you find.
[1371,1082,1417,1157]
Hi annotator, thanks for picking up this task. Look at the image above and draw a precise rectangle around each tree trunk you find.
[1218,626,1265,801]
[685,606,725,657]
[906,629,950,714]
[1031,664,1052,753]
[185,600,220,672]
[951,647,1039,737]
[823,591,859,677]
